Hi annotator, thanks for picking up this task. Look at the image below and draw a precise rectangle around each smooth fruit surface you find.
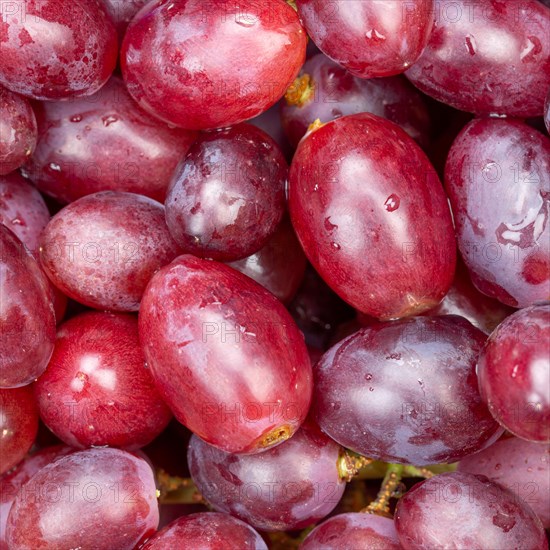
[5,448,159,550]
[0,386,39,475]
[121,0,306,129]
[35,312,172,449]
[406,0,550,116]
[296,0,434,79]
[39,191,181,311]
[0,0,117,100]
[394,471,547,549]
[141,512,268,550]
[165,124,286,261]
[139,255,312,454]
[0,87,36,175]
[289,113,456,320]
[25,77,197,204]
[445,118,550,308]
[188,423,345,531]
[0,225,55,387]
[477,304,550,442]
[314,316,503,464]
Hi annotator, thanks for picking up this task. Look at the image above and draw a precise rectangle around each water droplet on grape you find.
[49,163,61,172]
[365,373,373,381]
[330,242,341,251]
[384,194,400,212]
[70,114,82,122]
[324,217,338,231]
[465,35,476,56]
[102,114,118,127]
[495,463,502,470]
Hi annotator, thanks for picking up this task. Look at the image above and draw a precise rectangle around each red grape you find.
[300,513,401,550]
[188,422,345,531]
[477,304,550,442]
[24,77,197,204]
[5,447,159,549]
[0,172,49,254]
[406,0,550,116]
[0,87,36,175]
[296,0,434,79]
[35,311,172,449]
[0,0,117,100]
[227,217,307,304]
[458,436,550,527]
[141,512,268,550]
[139,255,312,454]
[121,0,306,130]
[394,471,547,549]
[289,113,456,320]
[0,225,55,387]
[422,259,514,334]
[0,386,38,475]
[0,445,73,548]
[165,124,286,261]
[281,53,431,149]
[445,118,550,308]
[314,316,503,464]
[39,191,181,311]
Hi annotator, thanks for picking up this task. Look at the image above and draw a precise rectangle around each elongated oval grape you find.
[188,423,345,531]
[289,113,456,320]
[477,304,550,442]
[141,512,267,550]
[458,436,550,527]
[139,255,312,454]
[121,0,306,130]
[300,513,401,550]
[394,472,547,549]
[296,0,434,79]
[0,225,55,387]
[5,448,159,549]
[314,315,503,464]
[39,191,181,311]
[406,0,550,116]
[445,118,550,308]
[35,312,172,449]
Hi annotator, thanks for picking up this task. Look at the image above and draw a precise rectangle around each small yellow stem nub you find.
[285,74,315,107]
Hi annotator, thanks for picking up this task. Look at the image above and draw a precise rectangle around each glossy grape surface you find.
[0,445,73,548]
[406,0,550,116]
[445,118,550,307]
[458,436,550,527]
[423,259,513,334]
[142,512,268,550]
[0,386,39,475]
[289,113,456,320]
[139,255,312,454]
[0,225,55,387]
[227,217,306,304]
[545,88,550,133]
[121,0,306,130]
[0,88,36,175]
[281,53,431,148]
[101,0,149,39]
[39,191,181,311]
[296,0,434,79]
[0,172,49,253]
[35,312,172,449]
[477,304,550,442]
[314,316,503,464]
[188,423,345,531]
[6,448,159,550]
[394,472,547,549]
[24,77,197,204]
[300,513,401,550]
[165,124,286,261]
[0,0,117,100]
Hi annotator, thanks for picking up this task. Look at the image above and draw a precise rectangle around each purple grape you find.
[314,316,503,464]
[394,472,547,549]
[188,423,346,531]
[459,436,550,528]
